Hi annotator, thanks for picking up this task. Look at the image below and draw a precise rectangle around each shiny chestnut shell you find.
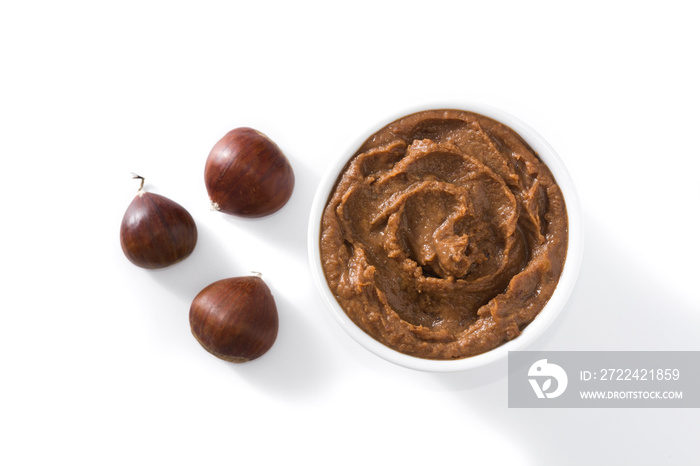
[190,276,279,363]
[120,191,197,269]
[205,128,295,217]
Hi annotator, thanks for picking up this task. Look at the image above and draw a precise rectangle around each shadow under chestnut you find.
[227,288,338,400]
[218,152,321,260]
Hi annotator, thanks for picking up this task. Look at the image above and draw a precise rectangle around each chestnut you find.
[190,275,279,363]
[204,127,295,217]
[120,175,197,269]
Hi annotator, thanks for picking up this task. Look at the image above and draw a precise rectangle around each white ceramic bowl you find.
[308,104,583,372]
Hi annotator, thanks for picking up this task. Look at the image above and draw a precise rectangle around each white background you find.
[1,1,699,465]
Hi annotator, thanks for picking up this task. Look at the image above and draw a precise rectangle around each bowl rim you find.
[308,102,584,372]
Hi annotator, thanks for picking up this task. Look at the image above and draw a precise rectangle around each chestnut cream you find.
[320,109,568,360]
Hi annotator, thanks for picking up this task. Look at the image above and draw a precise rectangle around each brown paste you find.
[320,109,568,360]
